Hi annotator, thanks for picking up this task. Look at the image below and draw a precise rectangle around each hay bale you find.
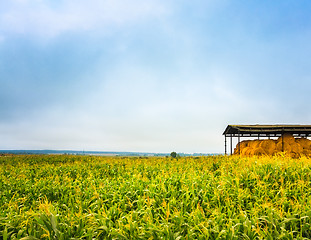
[253,147,266,156]
[232,136,310,157]
[233,146,240,155]
[234,140,252,154]
[241,147,253,157]
[295,138,311,150]
[290,142,303,154]
[248,148,255,156]
[276,141,291,153]
[260,139,276,155]
[302,149,311,156]
[234,141,241,154]
[238,140,251,149]
[277,133,295,144]
[249,140,262,149]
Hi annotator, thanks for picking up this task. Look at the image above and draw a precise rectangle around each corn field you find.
[1,154,311,239]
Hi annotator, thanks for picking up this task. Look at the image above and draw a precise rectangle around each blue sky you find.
[1,0,311,153]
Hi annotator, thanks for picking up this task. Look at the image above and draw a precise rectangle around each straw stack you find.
[233,134,311,157]
[260,139,276,155]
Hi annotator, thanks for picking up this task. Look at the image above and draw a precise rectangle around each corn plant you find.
[1,154,311,239]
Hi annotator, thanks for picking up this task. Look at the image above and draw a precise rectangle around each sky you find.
[1,0,311,153]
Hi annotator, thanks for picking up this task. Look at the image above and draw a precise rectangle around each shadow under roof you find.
[223,125,311,137]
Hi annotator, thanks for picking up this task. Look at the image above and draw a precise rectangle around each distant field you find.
[1,154,311,239]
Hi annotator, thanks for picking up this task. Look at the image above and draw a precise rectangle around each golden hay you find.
[290,142,303,154]
[233,146,239,155]
[234,140,251,154]
[295,138,311,150]
[276,141,291,153]
[260,139,276,155]
[241,147,254,157]
[277,133,295,144]
[253,147,266,156]
[236,140,251,149]
[248,140,262,149]
[234,134,311,157]
[302,149,311,156]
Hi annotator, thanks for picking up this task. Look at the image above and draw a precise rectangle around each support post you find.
[230,135,233,155]
[224,135,227,155]
[238,131,241,155]
[282,130,284,152]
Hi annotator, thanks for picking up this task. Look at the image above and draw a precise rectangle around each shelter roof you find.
[223,125,311,136]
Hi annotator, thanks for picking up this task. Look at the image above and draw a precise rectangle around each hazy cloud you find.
[0,0,168,39]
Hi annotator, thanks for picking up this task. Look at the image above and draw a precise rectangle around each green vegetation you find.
[170,152,177,158]
[1,154,311,239]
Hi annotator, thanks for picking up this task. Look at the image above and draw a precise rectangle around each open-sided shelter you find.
[223,125,311,155]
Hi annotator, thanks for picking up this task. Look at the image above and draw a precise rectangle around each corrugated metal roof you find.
[223,124,311,135]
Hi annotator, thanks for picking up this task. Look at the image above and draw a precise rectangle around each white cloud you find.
[0,0,169,38]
